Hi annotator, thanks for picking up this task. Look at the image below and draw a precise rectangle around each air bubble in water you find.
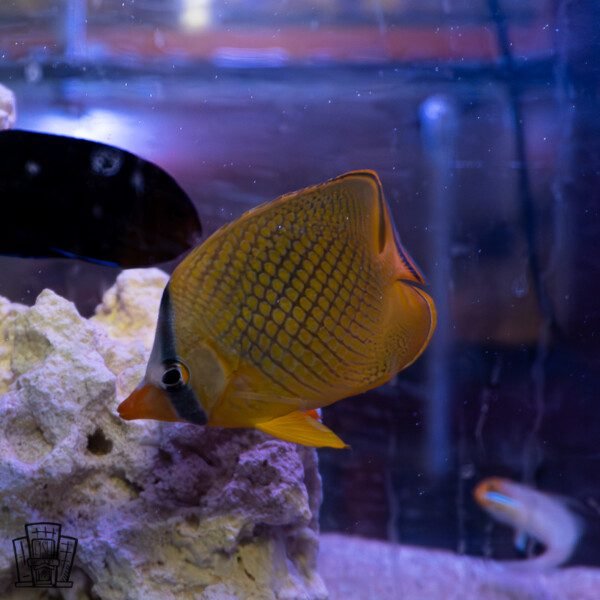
[24,62,42,83]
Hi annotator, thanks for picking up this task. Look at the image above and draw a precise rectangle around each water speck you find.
[460,463,475,479]
[131,170,145,193]
[24,62,42,83]
[511,275,529,298]
[25,161,40,176]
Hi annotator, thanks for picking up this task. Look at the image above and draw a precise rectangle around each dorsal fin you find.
[322,170,388,253]
[327,171,427,285]
[240,169,381,231]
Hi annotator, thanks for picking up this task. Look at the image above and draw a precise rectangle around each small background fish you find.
[474,477,581,570]
[0,130,202,267]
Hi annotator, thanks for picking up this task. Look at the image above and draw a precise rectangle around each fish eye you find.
[161,361,189,389]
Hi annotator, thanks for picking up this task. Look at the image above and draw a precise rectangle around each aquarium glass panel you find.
[0,1,598,598]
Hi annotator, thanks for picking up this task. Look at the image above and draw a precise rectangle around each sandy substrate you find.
[319,533,600,600]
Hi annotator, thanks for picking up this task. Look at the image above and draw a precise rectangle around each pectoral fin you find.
[255,411,349,449]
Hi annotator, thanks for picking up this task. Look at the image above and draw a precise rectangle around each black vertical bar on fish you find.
[419,95,458,479]
[157,287,207,425]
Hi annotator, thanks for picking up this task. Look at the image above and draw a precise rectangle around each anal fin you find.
[255,411,349,449]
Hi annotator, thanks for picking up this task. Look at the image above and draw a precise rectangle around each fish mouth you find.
[474,477,520,512]
[118,383,182,422]
[474,478,501,505]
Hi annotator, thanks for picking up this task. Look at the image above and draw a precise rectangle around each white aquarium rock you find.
[0,83,16,129]
[0,269,327,600]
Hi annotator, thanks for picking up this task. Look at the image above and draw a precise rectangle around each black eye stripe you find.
[158,286,178,359]
[156,286,206,425]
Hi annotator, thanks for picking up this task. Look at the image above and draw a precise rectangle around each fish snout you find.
[118,383,182,422]
[474,477,520,513]
[474,477,507,506]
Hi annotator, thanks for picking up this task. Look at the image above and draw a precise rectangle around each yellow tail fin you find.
[255,411,349,449]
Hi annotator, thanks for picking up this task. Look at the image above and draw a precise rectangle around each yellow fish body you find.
[118,171,436,448]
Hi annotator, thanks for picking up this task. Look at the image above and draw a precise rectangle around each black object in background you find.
[0,130,202,267]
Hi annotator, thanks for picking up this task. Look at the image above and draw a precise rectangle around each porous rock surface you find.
[0,269,327,600]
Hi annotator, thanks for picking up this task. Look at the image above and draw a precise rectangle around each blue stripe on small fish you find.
[485,491,519,508]
[49,247,120,268]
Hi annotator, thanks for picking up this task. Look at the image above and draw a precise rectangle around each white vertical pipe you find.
[419,95,458,478]
[64,0,87,61]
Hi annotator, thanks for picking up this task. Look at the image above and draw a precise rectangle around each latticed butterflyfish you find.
[0,130,201,267]
[118,171,436,448]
